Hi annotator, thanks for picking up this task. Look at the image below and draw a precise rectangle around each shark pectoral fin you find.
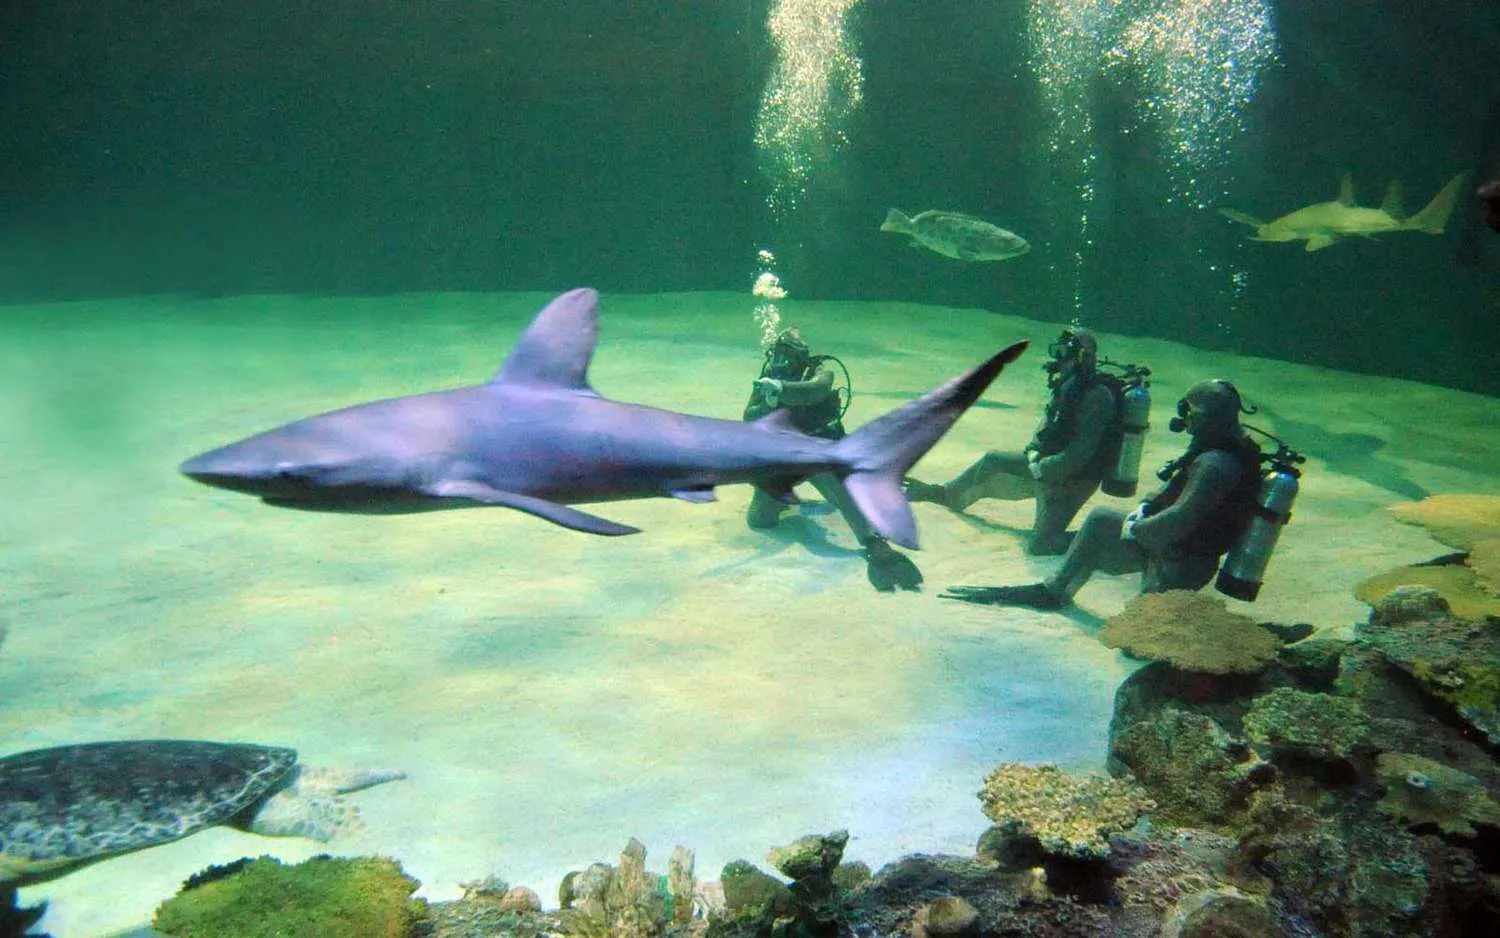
[423,480,641,536]
[669,486,717,504]
[1304,234,1338,252]
[1218,209,1266,228]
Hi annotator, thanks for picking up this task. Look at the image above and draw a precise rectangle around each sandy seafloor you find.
[1,290,1496,936]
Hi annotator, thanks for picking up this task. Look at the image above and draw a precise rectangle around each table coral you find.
[1099,591,1281,674]
[978,763,1154,860]
[1355,561,1500,619]
[1389,494,1500,595]
[1375,753,1500,837]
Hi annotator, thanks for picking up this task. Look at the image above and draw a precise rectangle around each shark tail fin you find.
[832,341,1028,549]
[1218,208,1266,228]
[1407,173,1468,234]
[880,208,912,233]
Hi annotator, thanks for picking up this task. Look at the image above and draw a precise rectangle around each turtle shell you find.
[0,740,297,886]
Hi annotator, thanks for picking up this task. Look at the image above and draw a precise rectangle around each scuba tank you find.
[1101,364,1151,497]
[1098,364,1152,498]
[1216,439,1306,602]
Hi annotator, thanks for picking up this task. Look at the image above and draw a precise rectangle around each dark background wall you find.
[2,1,1498,393]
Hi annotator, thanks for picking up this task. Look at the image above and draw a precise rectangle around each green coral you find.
[978,763,1154,860]
[152,855,426,938]
[1110,706,1271,833]
[1242,687,1369,758]
[1357,587,1500,746]
[1375,753,1500,837]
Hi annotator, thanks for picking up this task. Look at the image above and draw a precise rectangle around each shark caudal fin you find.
[880,208,913,233]
[832,341,1028,549]
[1406,173,1468,235]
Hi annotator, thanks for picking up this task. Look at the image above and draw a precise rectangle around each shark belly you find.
[463,395,842,505]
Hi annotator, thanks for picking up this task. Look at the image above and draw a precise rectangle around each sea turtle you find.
[0,739,405,888]
[880,208,1031,261]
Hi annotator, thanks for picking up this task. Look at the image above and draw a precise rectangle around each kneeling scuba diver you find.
[742,329,924,592]
[941,379,1302,609]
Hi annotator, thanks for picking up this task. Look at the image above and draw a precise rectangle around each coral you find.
[1250,804,1437,938]
[910,895,978,938]
[1111,830,1237,918]
[1242,687,1369,759]
[718,859,792,919]
[1355,561,1500,619]
[1356,587,1500,746]
[151,855,426,938]
[1159,887,1277,938]
[978,762,1154,860]
[767,831,847,881]
[1390,495,1500,594]
[558,839,687,938]
[1109,705,1273,832]
[1375,753,1500,837]
[1099,591,1281,674]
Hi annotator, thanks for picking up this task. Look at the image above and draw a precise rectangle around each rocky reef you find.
[94,587,1494,938]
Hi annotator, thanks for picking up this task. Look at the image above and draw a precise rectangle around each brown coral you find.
[1375,752,1500,837]
[978,763,1154,860]
[1389,495,1500,595]
[1355,562,1500,619]
[1099,591,1280,674]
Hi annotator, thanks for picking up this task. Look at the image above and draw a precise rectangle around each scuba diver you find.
[941,378,1300,610]
[742,328,924,592]
[905,328,1151,556]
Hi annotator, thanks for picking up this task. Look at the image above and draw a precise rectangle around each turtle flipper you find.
[244,765,406,841]
[247,789,363,842]
[294,765,407,795]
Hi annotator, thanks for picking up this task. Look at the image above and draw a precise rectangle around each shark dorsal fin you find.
[1336,173,1355,206]
[1380,180,1404,219]
[493,288,601,391]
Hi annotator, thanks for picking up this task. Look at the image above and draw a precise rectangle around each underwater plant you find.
[151,855,426,938]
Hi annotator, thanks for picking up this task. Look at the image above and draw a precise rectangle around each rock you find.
[1357,587,1500,746]
[911,896,978,938]
[720,859,792,918]
[768,830,849,880]
[497,886,541,913]
[978,763,1153,860]
[1159,888,1276,938]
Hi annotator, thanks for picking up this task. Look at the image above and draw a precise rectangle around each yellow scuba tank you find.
[1216,441,1305,602]
[1101,363,1151,498]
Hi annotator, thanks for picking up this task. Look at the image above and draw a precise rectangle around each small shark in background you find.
[180,289,1027,549]
[1220,172,1467,251]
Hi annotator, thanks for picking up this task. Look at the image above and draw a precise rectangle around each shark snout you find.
[179,447,283,495]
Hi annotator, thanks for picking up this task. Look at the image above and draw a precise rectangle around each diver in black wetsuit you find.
[906,328,1121,556]
[743,329,924,593]
[941,379,1262,610]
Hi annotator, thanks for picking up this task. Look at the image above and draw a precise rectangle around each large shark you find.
[1220,172,1466,251]
[180,289,1027,549]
